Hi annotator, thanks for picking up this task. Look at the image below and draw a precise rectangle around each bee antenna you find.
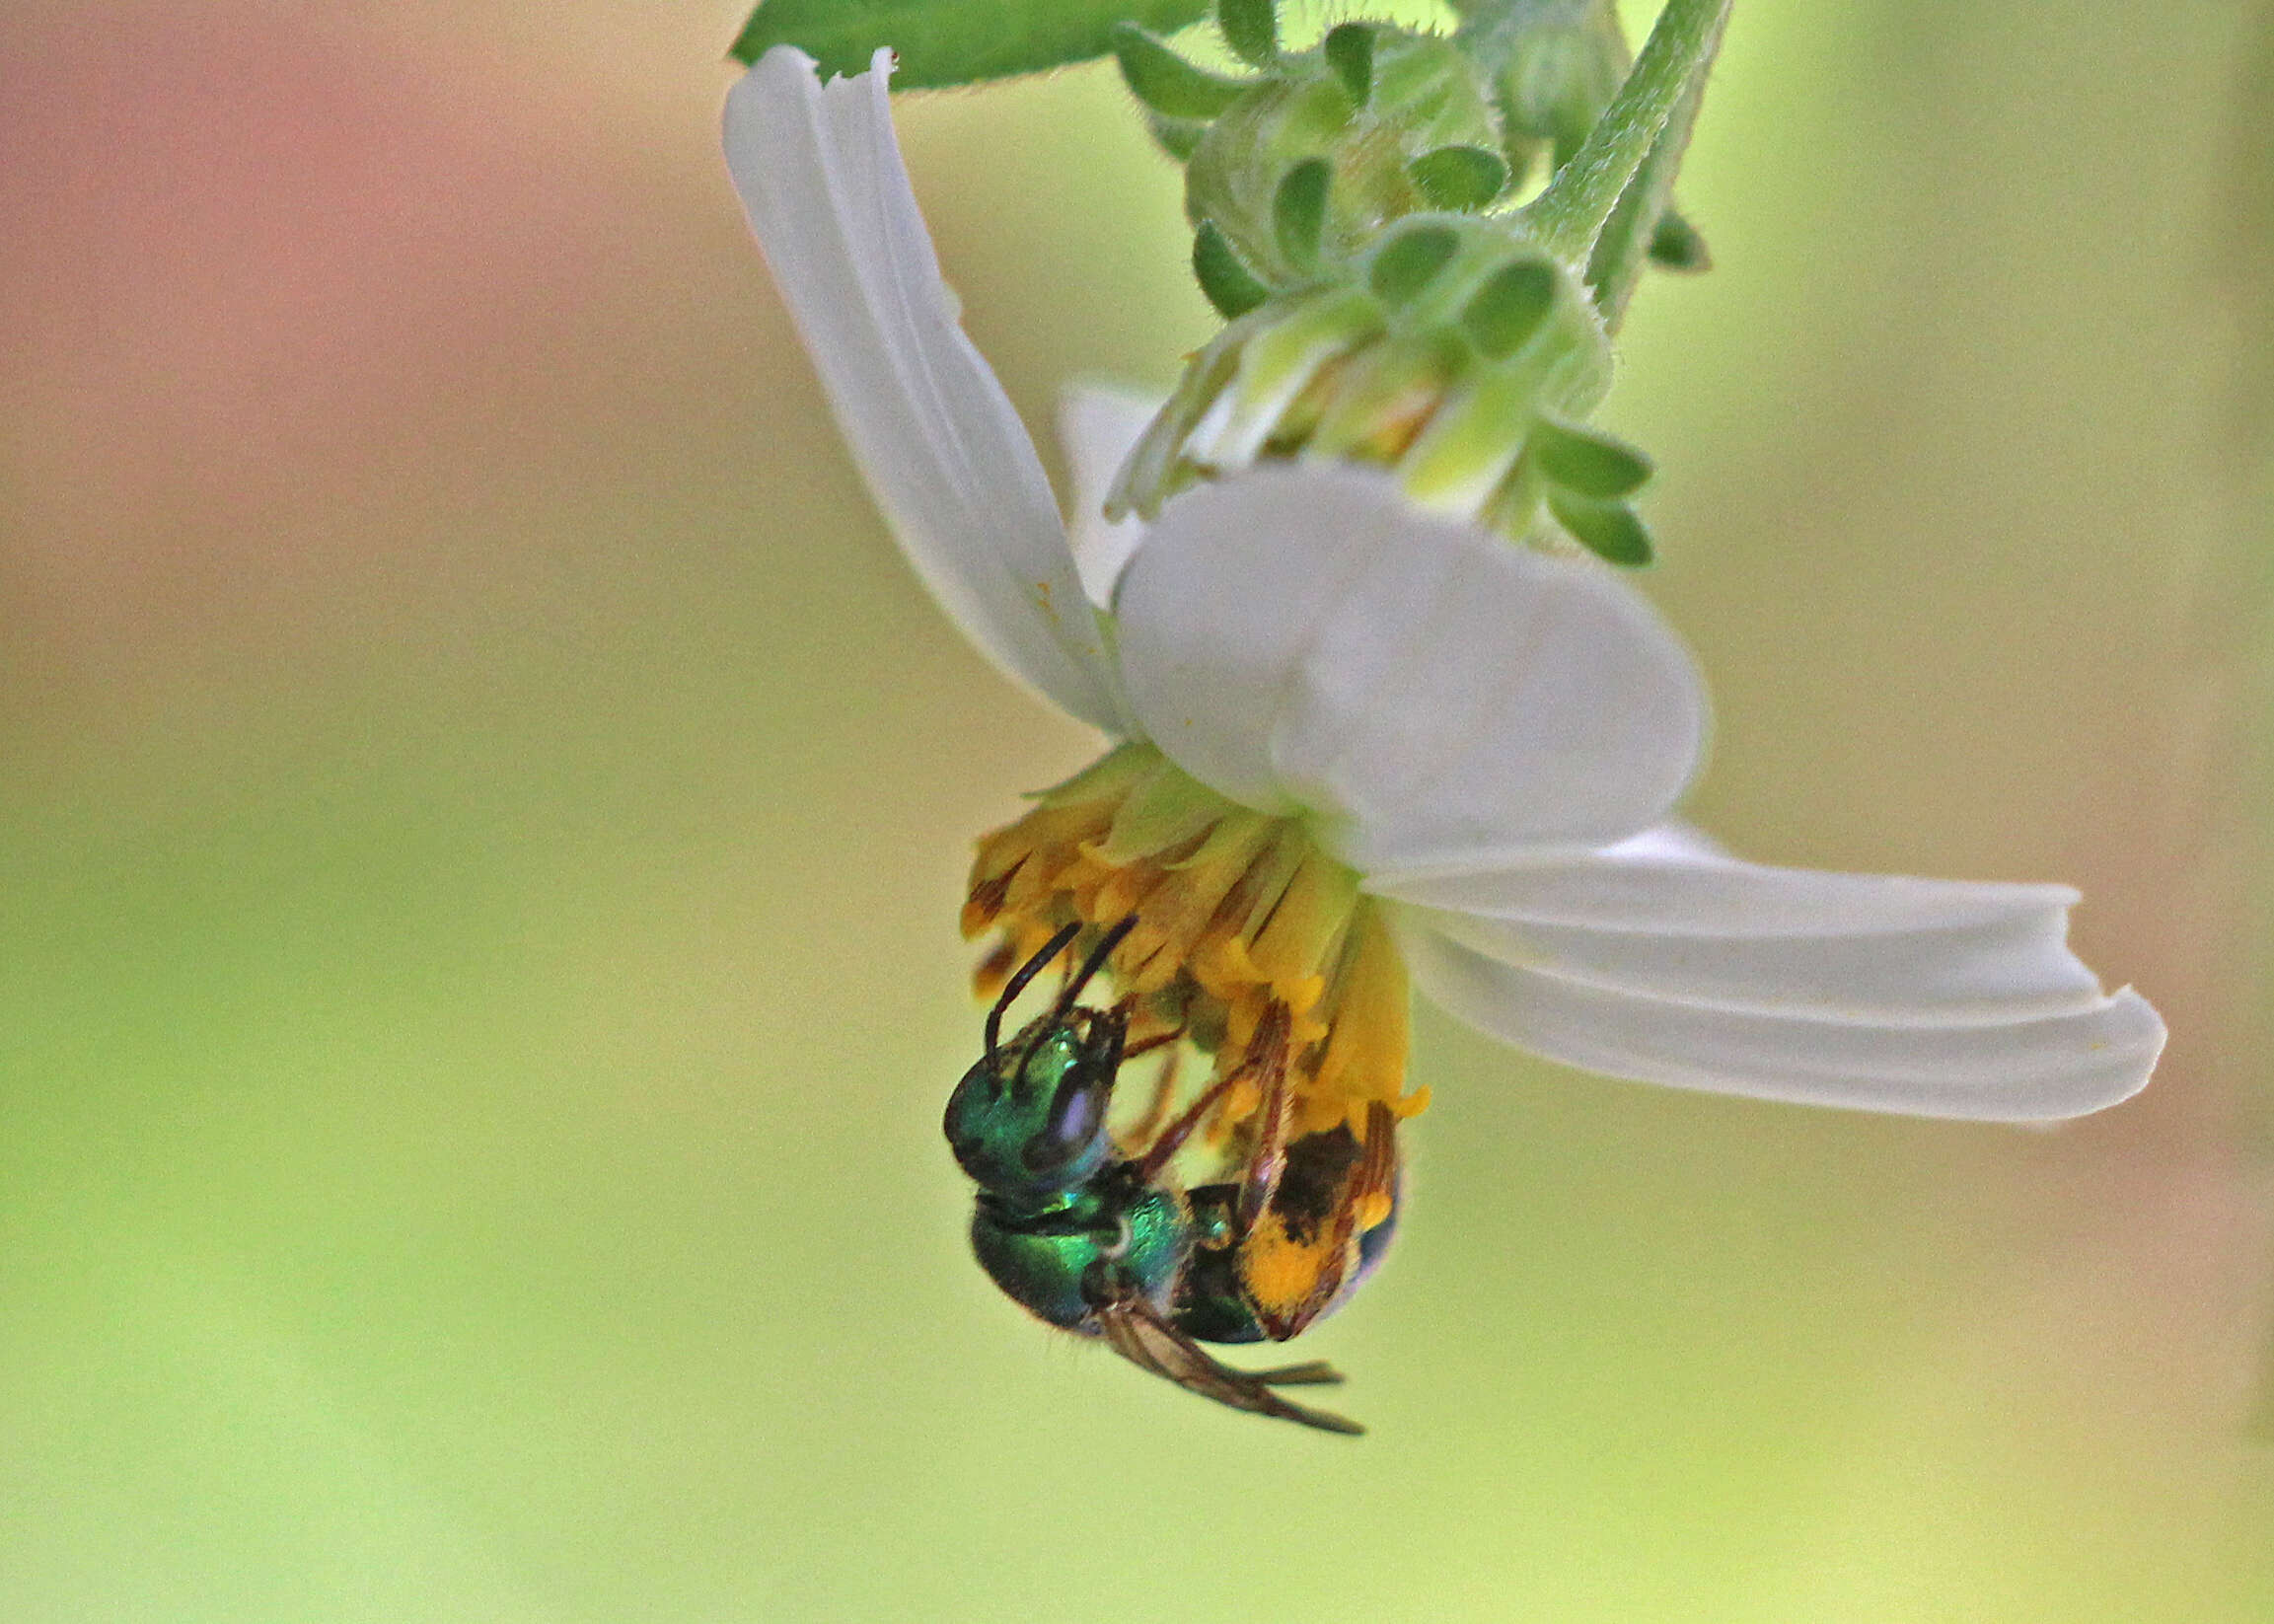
[986,922,1082,1059]
[1048,917,1137,1026]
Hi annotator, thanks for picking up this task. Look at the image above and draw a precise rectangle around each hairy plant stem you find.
[1517,0,1731,265]
[1584,65,1707,329]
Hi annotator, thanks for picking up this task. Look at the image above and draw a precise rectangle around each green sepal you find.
[1532,419,1652,498]
[730,0,1212,88]
[1407,144,1508,212]
[1459,259,1557,359]
[1547,490,1653,566]
[1146,111,1210,162]
[1216,0,1277,67]
[1648,209,1711,270]
[1274,159,1331,276]
[1367,225,1460,307]
[1193,221,1272,319]
[1323,23,1374,108]
[1113,23,1251,118]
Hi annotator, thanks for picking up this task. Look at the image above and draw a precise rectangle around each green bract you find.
[1170,29,1502,289]
[729,0,1210,87]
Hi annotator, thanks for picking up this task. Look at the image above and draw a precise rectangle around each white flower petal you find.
[1057,383,1160,610]
[1386,831,2117,1022]
[1404,926,2164,1120]
[723,48,1128,732]
[1370,839,2082,931]
[1111,466,1707,866]
[1410,891,2105,1026]
[1593,821,1730,864]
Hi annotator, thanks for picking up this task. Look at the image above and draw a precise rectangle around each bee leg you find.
[1244,1103,1404,1342]
[1119,1024,1185,1062]
[1135,1047,1261,1180]
[1350,1099,1399,1229]
[1234,1000,1295,1231]
[1119,1041,1183,1154]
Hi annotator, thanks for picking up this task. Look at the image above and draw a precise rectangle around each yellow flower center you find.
[962,742,1429,1172]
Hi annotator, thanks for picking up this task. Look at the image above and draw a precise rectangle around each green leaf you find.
[1459,259,1557,359]
[1547,490,1654,566]
[1216,0,1278,67]
[1193,221,1272,318]
[1407,145,1509,212]
[1323,23,1374,108]
[1368,225,1460,307]
[1113,23,1251,118]
[729,0,1212,89]
[1274,158,1331,275]
[1532,418,1652,497]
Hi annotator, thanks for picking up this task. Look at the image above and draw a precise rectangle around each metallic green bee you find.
[943,920,1398,1434]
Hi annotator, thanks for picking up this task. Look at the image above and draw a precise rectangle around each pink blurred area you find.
[0,6,757,670]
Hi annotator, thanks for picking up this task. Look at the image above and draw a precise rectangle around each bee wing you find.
[1094,1296,1364,1436]
[1243,1360,1348,1387]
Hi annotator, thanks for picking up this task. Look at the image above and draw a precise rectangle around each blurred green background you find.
[2,2,2269,1619]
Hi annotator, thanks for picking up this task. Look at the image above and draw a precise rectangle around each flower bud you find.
[1180,32,1500,289]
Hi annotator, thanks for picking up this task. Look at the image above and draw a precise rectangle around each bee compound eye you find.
[1020,1073,1108,1175]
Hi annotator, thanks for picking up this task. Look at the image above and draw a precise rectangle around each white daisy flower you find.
[722,45,2164,1169]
